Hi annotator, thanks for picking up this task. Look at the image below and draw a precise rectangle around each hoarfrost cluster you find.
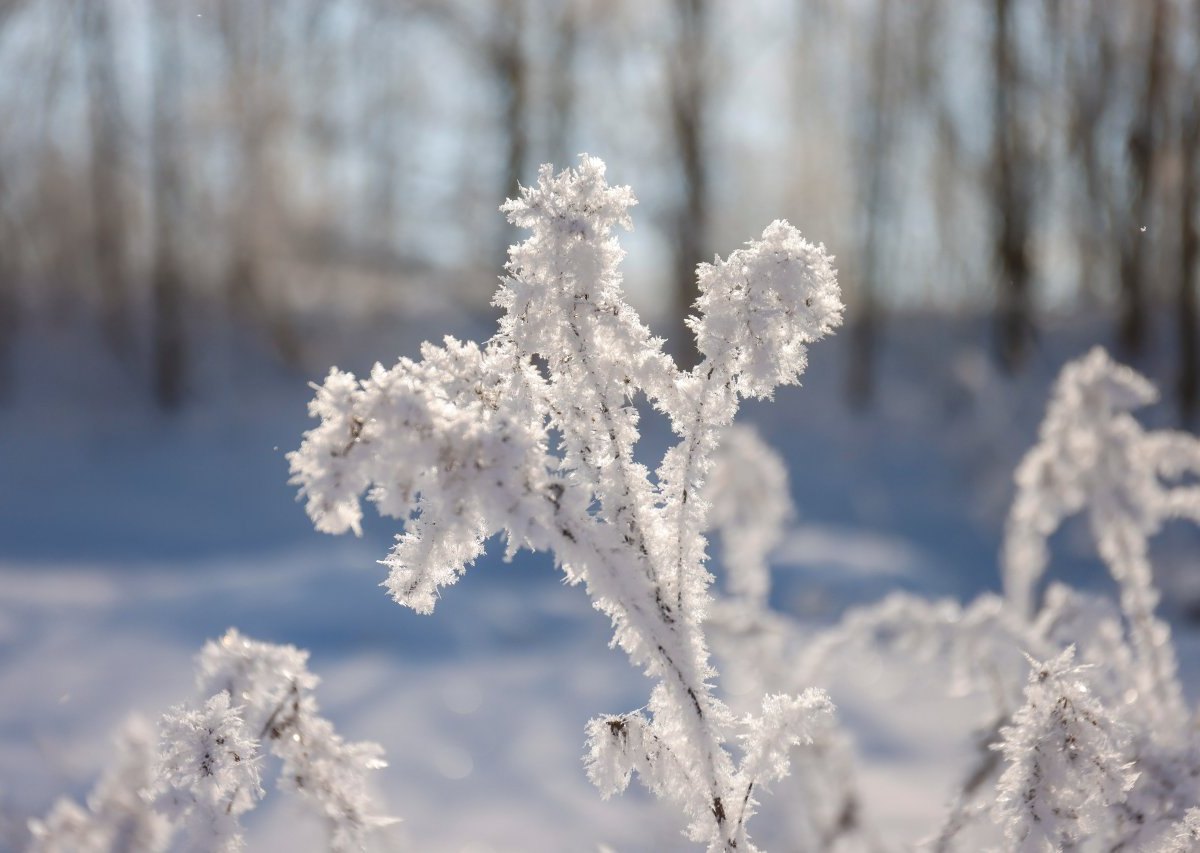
[29,630,393,853]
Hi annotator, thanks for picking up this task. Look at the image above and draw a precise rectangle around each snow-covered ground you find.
[2,311,1198,851]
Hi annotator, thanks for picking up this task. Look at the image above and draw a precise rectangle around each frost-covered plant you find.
[157,691,263,853]
[703,425,805,701]
[707,350,1200,851]
[1003,346,1200,726]
[290,155,843,851]
[991,647,1137,852]
[987,347,1200,851]
[28,630,393,853]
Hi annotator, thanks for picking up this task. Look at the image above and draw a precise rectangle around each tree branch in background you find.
[149,0,187,411]
[991,0,1035,371]
[847,0,894,408]
[79,0,133,364]
[291,158,843,851]
[668,0,710,369]
[1117,0,1170,360]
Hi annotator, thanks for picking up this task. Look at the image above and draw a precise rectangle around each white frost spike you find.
[1156,809,1200,853]
[703,427,870,851]
[992,648,1136,852]
[196,628,319,729]
[28,799,104,853]
[731,691,836,834]
[157,692,263,853]
[802,591,1044,707]
[292,156,843,851]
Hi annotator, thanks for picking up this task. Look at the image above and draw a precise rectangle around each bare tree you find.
[545,0,578,166]
[79,0,133,362]
[489,0,531,261]
[494,0,529,205]
[848,0,895,407]
[217,0,301,365]
[1117,0,1170,360]
[405,0,534,267]
[0,167,18,401]
[1178,14,1200,424]
[991,0,1035,371]
[1063,2,1117,308]
[149,0,186,410]
[667,0,710,367]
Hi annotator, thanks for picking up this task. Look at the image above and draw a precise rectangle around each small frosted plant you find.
[991,647,1137,852]
[1003,346,1200,727]
[28,630,394,853]
[290,155,843,851]
[807,349,1200,850]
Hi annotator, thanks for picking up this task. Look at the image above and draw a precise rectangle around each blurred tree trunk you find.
[149,0,186,410]
[991,0,1034,371]
[848,0,894,408]
[0,3,21,399]
[1179,82,1199,425]
[218,1,301,366]
[1065,3,1116,309]
[80,0,133,362]
[669,0,710,368]
[490,0,530,264]
[366,54,402,249]
[546,2,577,167]
[1117,0,1169,360]
[407,0,534,269]
[0,171,15,402]
[498,0,527,203]
[0,274,13,401]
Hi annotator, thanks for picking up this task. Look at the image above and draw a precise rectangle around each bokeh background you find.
[2,1,1199,850]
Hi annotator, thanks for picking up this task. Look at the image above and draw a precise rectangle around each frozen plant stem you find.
[290,156,842,851]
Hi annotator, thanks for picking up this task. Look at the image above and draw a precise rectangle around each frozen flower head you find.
[195,628,318,734]
[158,692,262,817]
[690,221,843,398]
[157,692,262,852]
